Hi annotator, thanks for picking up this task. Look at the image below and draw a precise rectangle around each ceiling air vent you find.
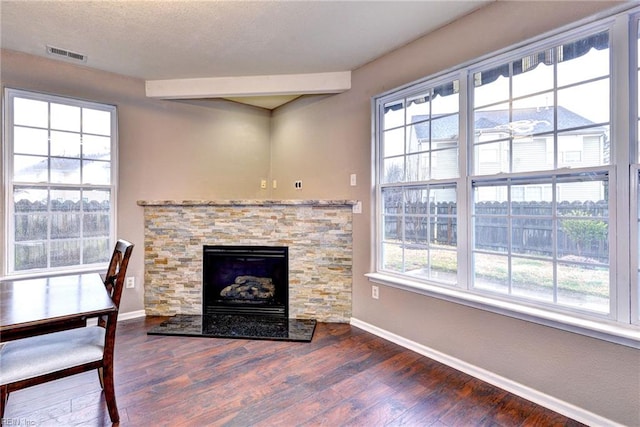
[46,45,87,62]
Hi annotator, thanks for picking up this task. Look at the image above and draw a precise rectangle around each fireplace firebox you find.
[203,245,288,318]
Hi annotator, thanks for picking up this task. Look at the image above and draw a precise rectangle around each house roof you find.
[412,106,604,140]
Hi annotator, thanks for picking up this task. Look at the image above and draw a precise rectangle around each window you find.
[4,89,117,275]
[372,8,639,343]
[379,80,460,284]
[471,30,611,314]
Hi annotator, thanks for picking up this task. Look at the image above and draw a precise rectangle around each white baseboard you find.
[350,317,621,427]
[118,310,146,321]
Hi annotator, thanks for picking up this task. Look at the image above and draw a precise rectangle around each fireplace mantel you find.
[140,199,354,322]
[137,199,357,207]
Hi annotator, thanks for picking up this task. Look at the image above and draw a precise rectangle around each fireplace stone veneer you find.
[138,200,355,322]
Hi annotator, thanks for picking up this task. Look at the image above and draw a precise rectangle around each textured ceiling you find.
[0,0,491,108]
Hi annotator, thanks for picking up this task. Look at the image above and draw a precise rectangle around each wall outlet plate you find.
[126,277,135,288]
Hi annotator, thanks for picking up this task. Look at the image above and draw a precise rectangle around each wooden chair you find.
[0,239,134,423]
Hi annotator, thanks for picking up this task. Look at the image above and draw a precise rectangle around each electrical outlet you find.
[372,285,379,299]
[126,277,135,289]
[294,180,303,190]
[260,179,267,189]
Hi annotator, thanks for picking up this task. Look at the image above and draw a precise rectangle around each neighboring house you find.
[408,105,608,202]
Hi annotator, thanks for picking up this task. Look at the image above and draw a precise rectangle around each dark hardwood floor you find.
[2,316,584,426]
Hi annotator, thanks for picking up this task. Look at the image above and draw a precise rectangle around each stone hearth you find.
[138,200,355,322]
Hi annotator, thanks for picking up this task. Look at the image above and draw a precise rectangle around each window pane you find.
[474,70,509,108]
[475,216,508,253]
[557,79,609,128]
[406,93,430,120]
[405,188,428,212]
[513,137,550,173]
[382,157,404,183]
[511,257,554,302]
[382,214,402,242]
[428,247,457,284]
[84,189,111,210]
[84,238,110,264]
[511,94,555,134]
[474,253,509,293]
[406,153,430,181]
[558,131,608,168]
[432,115,459,145]
[407,121,429,154]
[82,108,111,135]
[15,242,47,271]
[557,32,609,87]
[557,179,607,205]
[14,213,47,241]
[557,262,609,313]
[51,213,81,239]
[383,128,404,158]
[512,50,554,98]
[50,158,81,184]
[50,131,81,158]
[474,142,508,175]
[383,101,404,130]
[559,217,608,260]
[404,245,428,275]
[14,127,48,156]
[51,103,80,132]
[432,82,459,115]
[14,155,48,182]
[475,104,510,144]
[432,148,458,179]
[14,98,48,128]
[83,160,111,185]
[50,240,80,267]
[51,191,80,211]
[512,218,553,258]
[82,134,111,160]
[382,242,403,273]
[84,214,110,237]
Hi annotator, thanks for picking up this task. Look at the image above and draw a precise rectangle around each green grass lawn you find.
[383,243,609,299]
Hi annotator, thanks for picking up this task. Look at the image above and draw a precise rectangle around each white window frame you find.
[3,88,118,278]
[368,6,640,348]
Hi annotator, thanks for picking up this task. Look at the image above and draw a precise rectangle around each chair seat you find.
[0,326,105,385]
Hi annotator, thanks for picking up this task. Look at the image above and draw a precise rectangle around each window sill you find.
[366,272,640,349]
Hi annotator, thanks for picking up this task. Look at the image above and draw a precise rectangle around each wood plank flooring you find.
[2,316,584,426]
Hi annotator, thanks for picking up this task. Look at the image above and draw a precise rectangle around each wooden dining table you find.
[0,272,116,342]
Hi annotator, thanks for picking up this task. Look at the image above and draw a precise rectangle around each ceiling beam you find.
[145,71,351,99]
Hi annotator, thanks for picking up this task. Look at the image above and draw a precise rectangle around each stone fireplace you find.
[138,200,355,323]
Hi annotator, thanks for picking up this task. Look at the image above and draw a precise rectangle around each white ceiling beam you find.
[145,71,351,99]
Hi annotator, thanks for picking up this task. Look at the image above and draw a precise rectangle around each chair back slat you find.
[104,239,134,309]
[99,240,134,329]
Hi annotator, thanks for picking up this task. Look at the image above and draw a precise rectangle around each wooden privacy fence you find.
[385,200,609,262]
[14,199,111,240]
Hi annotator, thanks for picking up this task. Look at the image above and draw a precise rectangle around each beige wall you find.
[1,50,272,314]
[1,1,639,424]
[271,1,639,425]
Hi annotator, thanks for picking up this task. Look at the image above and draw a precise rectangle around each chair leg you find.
[102,365,119,423]
[0,385,8,419]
